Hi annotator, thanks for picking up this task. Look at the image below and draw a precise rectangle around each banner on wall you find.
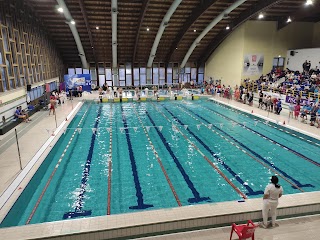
[285,95,317,106]
[64,74,92,92]
[243,54,264,76]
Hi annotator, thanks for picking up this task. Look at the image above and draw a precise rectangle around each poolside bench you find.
[0,105,41,135]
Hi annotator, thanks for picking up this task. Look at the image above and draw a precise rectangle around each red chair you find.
[230,220,258,240]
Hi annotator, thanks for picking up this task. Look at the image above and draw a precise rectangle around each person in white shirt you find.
[260,176,283,228]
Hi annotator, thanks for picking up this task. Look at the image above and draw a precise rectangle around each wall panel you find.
[0,0,63,94]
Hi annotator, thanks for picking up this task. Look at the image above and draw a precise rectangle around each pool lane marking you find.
[177,105,306,192]
[145,106,210,204]
[200,104,320,168]
[164,105,257,197]
[131,104,182,207]
[63,106,103,219]
[107,105,113,215]
[211,100,320,147]
[26,104,91,224]
[121,106,153,210]
[150,103,247,200]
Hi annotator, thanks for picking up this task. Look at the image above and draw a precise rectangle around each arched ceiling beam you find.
[78,0,97,65]
[147,0,183,68]
[132,0,151,63]
[278,2,320,30]
[181,0,247,68]
[164,0,219,64]
[198,0,283,66]
[56,0,88,69]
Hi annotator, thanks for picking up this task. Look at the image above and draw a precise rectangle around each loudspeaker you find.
[27,84,31,91]
[290,51,295,56]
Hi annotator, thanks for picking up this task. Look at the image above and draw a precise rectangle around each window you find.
[68,68,75,75]
[0,67,8,91]
[273,57,285,67]
[126,63,132,86]
[191,68,197,81]
[126,74,132,86]
[99,75,105,86]
[140,68,146,86]
[106,68,112,80]
[153,67,158,85]
[167,66,172,85]
[119,68,125,81]
[146,68,152,84]
[90,68,97,80]
[76,68,82,74]
[98,63,104,74]
[133,68,139,81]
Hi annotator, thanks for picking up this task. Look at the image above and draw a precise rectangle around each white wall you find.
[286,48,320,72]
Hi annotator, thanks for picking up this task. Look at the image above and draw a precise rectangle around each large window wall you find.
[0,0,63,93]
[67,62,205,87]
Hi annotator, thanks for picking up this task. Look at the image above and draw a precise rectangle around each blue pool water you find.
[1,100,320,227]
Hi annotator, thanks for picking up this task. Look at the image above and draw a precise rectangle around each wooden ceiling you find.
[25,0,320,66]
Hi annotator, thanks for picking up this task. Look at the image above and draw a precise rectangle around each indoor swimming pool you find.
[1,100,320,227]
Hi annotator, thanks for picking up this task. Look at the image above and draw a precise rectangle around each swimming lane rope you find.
[25,104,92,224]
[176,104,304,192]
[150,102,247,200]
[107,104,113,215]
[131,103,182,207]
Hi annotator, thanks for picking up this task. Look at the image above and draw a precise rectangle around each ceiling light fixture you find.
[96,26,99,30]
[226,25,230,30]
[278,55,281,57]
[147,27,149,31]
[258,13,264,19]
[305,0,313,6]
[70,20,75,25]
[57,7,64,13]
[194,29,196,32]
[287,17,292,23]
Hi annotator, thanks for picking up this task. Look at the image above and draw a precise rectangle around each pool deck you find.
[0,92,319,240]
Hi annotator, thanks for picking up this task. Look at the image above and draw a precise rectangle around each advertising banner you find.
[64,74,91,92]
[243,54,264,76]
[285,95,316,106]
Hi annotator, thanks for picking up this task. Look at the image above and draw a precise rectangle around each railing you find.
[242,82,320,102]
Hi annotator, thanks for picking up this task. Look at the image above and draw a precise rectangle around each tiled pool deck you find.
[0,92,319,240]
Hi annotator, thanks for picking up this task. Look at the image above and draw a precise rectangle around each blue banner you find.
[285,95,317,106]
[64,74,91,92]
